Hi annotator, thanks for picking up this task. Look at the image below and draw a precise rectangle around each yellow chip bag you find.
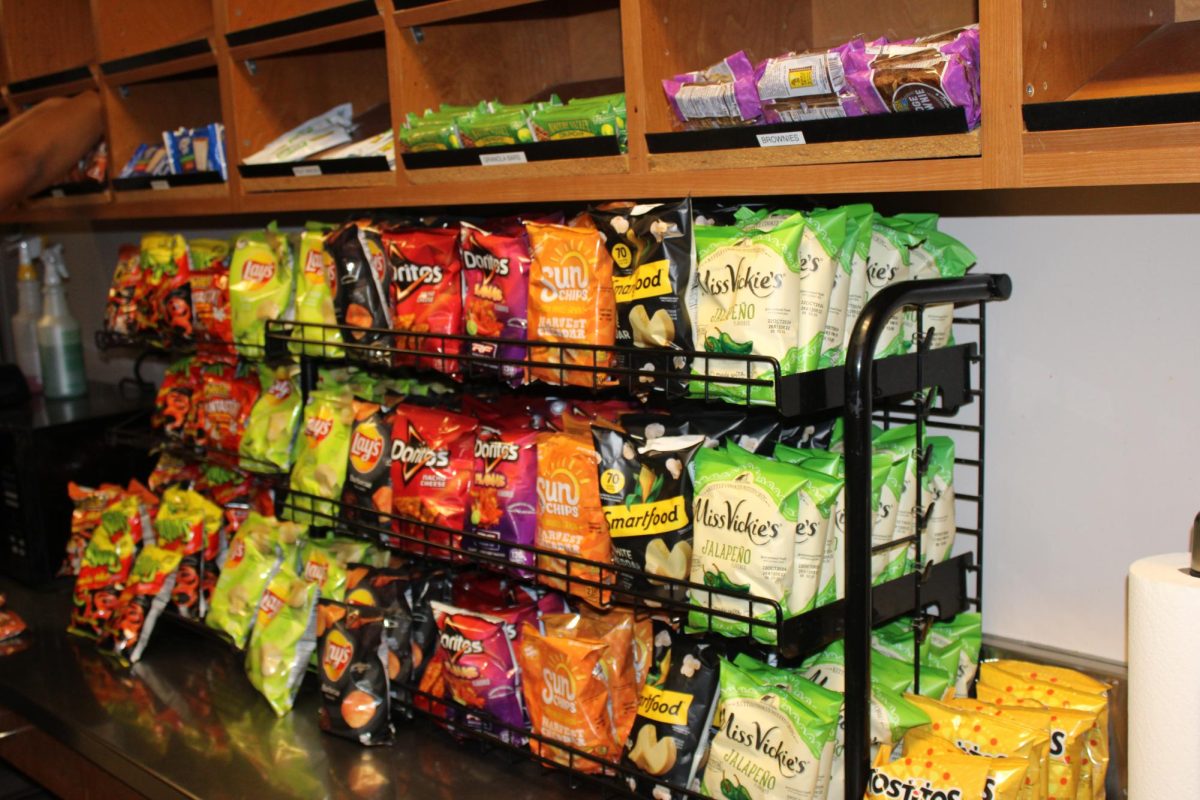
[868,744,991,800]
[905,693,1050,800]
[980,663,1108,800]
[904,726,1030,800]
[988,660,1109,695]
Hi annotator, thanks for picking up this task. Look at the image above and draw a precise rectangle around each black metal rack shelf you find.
[263,319,978,417]
[95,329,263,360]
[105,413,288,478]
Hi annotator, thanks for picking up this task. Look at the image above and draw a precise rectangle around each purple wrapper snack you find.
[662,50,762,129]
[460,222,530,386]
[755,48,852,123]
[465,423,538,576]
[432,601,527,745]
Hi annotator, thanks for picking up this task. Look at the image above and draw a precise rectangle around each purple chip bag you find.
[460,222,530,387]
[662,50,762,129]
[465,424,538,576]
[431,601,527,745]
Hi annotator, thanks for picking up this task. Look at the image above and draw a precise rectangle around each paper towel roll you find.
[1129,552,1200,798]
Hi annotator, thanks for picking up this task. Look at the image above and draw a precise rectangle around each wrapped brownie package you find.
[663,51,762,129]
[756,49,852,123]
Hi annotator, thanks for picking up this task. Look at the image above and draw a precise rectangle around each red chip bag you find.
[460,222,531,386]
[192,360,261,453]
[189,238,233,344]
[389,403,477,557]
[104,245,142,336]
[154,356,199,439]
[383,227,464,376]
[62,482,125,577]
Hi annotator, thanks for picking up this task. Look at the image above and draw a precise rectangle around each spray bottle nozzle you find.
[41,244,68,286]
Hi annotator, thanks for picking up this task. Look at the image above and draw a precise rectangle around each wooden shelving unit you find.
[2,0,1200,221]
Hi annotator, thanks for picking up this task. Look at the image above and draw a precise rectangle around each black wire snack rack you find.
[106,272,1011,799]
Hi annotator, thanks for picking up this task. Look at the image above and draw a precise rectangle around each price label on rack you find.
[479,151,528,166]
[50,188,65,199]
[292,164,323,177]
[150,180,170,191]
[756,131,807,147]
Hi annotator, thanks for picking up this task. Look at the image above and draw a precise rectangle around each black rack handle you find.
[843,274,1011,800]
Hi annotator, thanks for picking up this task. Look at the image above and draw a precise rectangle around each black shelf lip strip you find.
[238,155,391,178]
[401,136,620,170]
[1023,90,1200,132]
[100,39,211,76]
[31,181,106,199]
[8,66,93,95]
[645,107,970,154]
[393,0,436,7]
[225,1,379,47]
[112,171,225,191]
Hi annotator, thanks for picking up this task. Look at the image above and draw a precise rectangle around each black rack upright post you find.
[842,274,1011,800]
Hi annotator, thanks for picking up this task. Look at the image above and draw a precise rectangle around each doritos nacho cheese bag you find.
[526,222,616,387]
[384,226,464,376]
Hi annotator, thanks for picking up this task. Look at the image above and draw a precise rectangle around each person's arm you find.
[0,91,104,208]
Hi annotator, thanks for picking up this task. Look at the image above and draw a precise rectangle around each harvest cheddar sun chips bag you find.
[526,222,616,387]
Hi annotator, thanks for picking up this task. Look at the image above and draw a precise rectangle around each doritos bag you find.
[868,744,992,800]
[384,226,464,376]
[459,221,531,386]
[230,225,294,357]
[389,404,477,557]
[465,421,538,576]
[525,222,616,387]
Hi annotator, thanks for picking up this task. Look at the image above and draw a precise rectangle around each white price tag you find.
[150,179,170,191]
[292,164,323,177]
[50,189,65,198]
[479,151,528,166]
[756,131,807,148]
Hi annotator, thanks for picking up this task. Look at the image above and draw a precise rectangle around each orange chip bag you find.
[905,693,1051,800]
[535,432,613,606]
[903,726,1030,800]
[869,744,991,800]
[525,222,616,387]
[544,607,638,746]
[979,664,1107,800]
[517,622,619,773]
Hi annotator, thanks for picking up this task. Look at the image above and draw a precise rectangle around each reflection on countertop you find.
[0,578,601,800]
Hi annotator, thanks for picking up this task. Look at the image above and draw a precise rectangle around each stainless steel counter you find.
[0,578,602,800]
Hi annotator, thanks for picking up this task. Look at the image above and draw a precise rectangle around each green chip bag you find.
[240,365,302,472]
[829,453,893,604]
[297,535,378,601]
[702,660,836,800]
[230,224,294,357]
[928,612,982,696]
[868,642,953,701]
[286,387,354,525]
[772,444,846,609]
[913,436,956,572]
[820,203,873,368]
[291,223,342,358]
[874,425,919,582]
[687,447,805,644]
[529,100,619,141]
[862,215,921,358]
[246,567,319,716]
[458,107,535,147]
[206,514,285,648]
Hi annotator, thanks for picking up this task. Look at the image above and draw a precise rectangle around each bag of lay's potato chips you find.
[869,743,991,800]
[206,513,288,648]
[240,365,302,472]
[525,222,616,388]
[593,428,704,599]
[341,398,394,529]
[905,693,1052,800]
[701,659,836,800]
[246,566,319,716]
[383,226,464,377]
[979,662,1109,800]
[459,221,531,387]
[286,387,355,525]
[534,431,613,607]
[291,222,342,358]
[591,199,696,394]
[903,726,1030,800]
[517,621,619,773]
[329,221,392,354]
[819,203,873,368]
[230,224,294,357]
[298,535,377,601]
[623,632,719,800]
[687,447,804,644]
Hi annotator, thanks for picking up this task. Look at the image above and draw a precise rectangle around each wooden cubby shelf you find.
[3,0,1200,221]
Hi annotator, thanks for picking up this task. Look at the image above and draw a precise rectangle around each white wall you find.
[34,212,1194,663]
[940,214,1200,662]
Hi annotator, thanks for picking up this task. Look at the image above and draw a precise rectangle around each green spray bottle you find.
[37,244,86,398]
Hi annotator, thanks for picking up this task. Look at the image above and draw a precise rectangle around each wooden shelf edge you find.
[227,15,384,61]
[647,131,982,174]
[240,170,397,193]
[98,51,217,88]
[112,183,231,203]
[403,154,629,184]
[392,0,546,26]
[1023,121,1200,156]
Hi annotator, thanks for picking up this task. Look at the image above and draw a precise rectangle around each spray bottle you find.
[37,244,87,399]
[11,236,43,393]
